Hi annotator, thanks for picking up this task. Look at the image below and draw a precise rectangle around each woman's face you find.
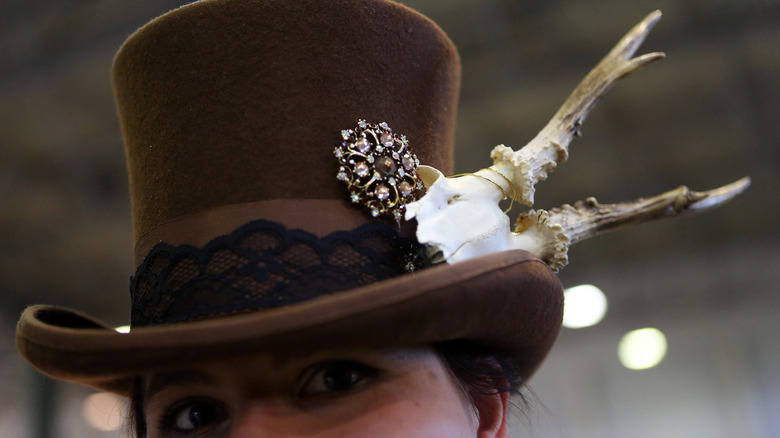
[142,346,505,437]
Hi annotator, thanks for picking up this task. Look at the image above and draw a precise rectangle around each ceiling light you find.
[618,327,668,370]
[562,284,608,329]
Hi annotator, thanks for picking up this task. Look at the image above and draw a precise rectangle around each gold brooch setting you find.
[335,120,424,221]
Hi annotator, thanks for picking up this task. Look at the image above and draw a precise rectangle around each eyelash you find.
[158,397,227,436]
[153,360,379,434]
[296,360,380,400]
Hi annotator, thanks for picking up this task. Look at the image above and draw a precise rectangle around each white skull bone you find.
[405,166,510,263]
[405,166,568,266]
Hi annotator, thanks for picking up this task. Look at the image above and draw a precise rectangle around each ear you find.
[475,391,508,438]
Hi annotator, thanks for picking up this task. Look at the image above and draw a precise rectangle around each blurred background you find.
[0,0,777,437]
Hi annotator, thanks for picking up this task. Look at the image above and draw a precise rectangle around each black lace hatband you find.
[130,220,431,327]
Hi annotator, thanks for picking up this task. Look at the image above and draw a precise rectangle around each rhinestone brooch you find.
[335,120,424,221]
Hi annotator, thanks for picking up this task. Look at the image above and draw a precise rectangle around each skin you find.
[142,346,507,438]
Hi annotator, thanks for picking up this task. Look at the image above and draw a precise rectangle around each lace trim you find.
[130,220,431,327]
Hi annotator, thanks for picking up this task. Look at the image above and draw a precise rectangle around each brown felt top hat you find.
[16,0,563,394]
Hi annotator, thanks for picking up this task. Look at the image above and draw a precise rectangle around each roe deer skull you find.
[405,11,750,271]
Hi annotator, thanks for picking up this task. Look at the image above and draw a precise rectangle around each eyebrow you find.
[144,369,218,401]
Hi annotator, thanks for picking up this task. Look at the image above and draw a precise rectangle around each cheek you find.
[303,390,476,438]
[359,392,477,438]
[234,395,477,438]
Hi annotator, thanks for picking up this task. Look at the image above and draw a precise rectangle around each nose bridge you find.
[227,400,296,438]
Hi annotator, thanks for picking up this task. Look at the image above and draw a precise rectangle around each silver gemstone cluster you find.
[335,120,424,220]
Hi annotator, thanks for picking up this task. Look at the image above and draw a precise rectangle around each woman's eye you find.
[297,360,378,399]
[160,398,227,435]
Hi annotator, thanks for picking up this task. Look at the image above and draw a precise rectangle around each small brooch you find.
[335,120,424,221]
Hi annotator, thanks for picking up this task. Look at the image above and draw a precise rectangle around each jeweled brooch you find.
[335,120,424,221]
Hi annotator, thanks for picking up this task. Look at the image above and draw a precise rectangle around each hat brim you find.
[16,250,562,395]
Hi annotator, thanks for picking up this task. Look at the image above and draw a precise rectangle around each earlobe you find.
[476,391,508,438]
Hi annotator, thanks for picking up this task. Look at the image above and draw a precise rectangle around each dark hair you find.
[432,339,525,423]
[434,340,523,395]
[127,340,522,437]
[129,376,146,438]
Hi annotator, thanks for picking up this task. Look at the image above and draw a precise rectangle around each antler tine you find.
[606,10,664,72]
[558,10,665,129]
[547,177,752,247]
[488,11,666,207]
[684,177,753,212]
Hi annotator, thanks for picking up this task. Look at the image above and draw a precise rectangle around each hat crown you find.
[113,0,461,244]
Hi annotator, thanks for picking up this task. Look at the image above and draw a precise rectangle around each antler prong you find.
[610,10,663,61]
[519,177,752,270]
[489,11,666,206]
[551,176,751,245]
[684,177,752,212]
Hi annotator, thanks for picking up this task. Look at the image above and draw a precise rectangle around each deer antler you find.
[517,177,752,271]
[484,10,665,204]
[405,11,750,269]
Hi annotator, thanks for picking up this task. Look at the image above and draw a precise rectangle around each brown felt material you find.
[114,0,461,242]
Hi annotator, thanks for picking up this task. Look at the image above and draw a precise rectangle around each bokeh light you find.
[562,284,608,329]
[618,327,668,370]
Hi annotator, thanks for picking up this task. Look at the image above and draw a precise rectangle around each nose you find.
[224,403,302,438]
[226,411,274,438]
